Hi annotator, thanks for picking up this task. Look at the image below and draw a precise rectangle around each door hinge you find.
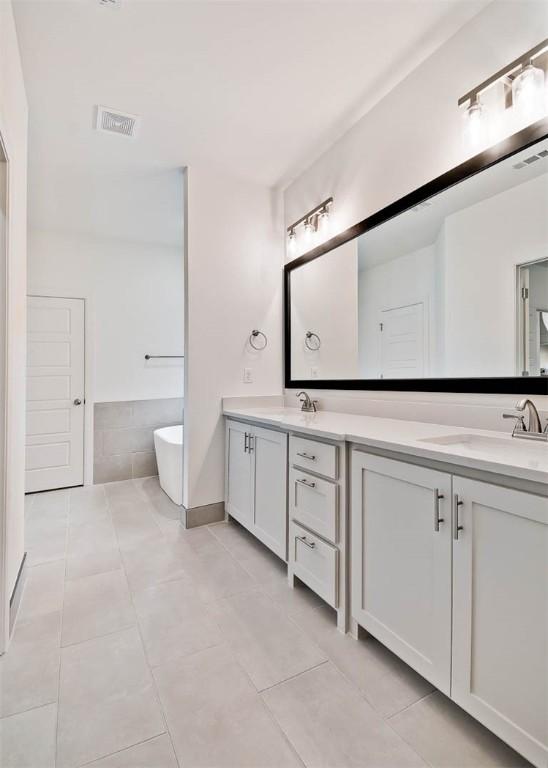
[379,322,384,332]
[521,287,529,300]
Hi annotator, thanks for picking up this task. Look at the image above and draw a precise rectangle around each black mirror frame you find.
[284,117,548,395]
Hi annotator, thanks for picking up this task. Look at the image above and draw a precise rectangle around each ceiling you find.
[13,0,490,185]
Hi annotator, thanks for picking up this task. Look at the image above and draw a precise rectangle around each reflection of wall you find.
[291,240,358,379]
[527,262,548,375]
[358,241,443,377]
[442,174,548,377]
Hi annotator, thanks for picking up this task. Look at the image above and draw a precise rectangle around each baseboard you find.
[9,552,27,634]
[183,501,225,529]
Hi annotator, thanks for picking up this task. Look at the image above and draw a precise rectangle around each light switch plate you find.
[243,368,253,383]
[310,367,319,378]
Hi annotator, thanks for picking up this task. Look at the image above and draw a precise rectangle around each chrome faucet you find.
[297,391,318,413]
[503,398,547,441]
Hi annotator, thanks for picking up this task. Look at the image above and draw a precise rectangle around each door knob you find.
[73,398,82,406]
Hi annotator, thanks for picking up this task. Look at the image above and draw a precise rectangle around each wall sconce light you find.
[459,38,548,152]
[286,197,333,256]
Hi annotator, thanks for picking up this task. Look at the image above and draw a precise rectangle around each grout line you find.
[386,689,437,721]
[76,733,173,768]
[0,699,58,724]
[258,658,330,694]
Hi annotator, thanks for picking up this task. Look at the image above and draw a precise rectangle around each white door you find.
[252,425,288,560]
[26,296,85,492]
[380,302,425,378]
[452,478,548,768]
[351,452,452,693]
[225,419,253,528]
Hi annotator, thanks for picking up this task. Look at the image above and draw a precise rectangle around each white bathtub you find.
[154,424,183,506]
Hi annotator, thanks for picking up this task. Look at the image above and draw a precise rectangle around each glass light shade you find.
[302,219,314,249]
[512,63,546,125]
[317,209,330,240]
[287,229,297,256]
[462,99,486,153]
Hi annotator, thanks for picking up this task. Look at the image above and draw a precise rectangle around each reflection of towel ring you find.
[249,330,268,350]
[305,331,321,350]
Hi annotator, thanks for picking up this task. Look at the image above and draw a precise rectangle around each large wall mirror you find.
[285,121,548,393]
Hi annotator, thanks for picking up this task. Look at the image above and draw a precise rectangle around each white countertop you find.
[223,404,548,487]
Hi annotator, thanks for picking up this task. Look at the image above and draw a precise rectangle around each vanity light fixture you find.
[458,38,548,151]
[286,197,334,255]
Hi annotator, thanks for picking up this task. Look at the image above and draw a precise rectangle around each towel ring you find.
[249,330,268,350]
[305,331,321,350]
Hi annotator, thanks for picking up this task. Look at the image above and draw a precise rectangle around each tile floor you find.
[0,477,530,768]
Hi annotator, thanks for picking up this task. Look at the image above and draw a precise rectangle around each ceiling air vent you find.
[513,148,548,170]
[96,106,139,138]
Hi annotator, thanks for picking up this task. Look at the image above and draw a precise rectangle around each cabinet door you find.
[452,478,548,768]
[252,425,288,560]
[351,451,452,693]
[225,420,253,529]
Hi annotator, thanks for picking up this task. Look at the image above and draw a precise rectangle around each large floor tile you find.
[17,560,65,621]
[210,589,327,690]
[25,513,68,566]
[135,476,182,535]
[69,484,109,525]
[0,703,57,768]
[133,576,222,667]
[121,538,187,594]
[65,547,122,581]
[389,691,530,768]
[154,644,301,768]
[292,605,434,718]
[263,662,426,768]
[57,627,165,768]
[183,545,259,603]
[262,575,326,621]
[0,611,61,717]
[110,502,165,552]
[66,516,118,560]
[84,734,178,768]
[28,488,70,517]
[211,521,288,584]
[62,569,135,646]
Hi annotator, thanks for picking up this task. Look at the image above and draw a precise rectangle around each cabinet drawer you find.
[289,467,338,543]
[289,435,337,480]
[290,522,338,608]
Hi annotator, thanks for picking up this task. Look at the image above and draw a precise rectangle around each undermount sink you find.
[418,433,548,460]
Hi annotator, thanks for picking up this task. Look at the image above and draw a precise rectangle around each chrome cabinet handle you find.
[297,535,316,549]
[453,495,464,540]
[248,435,254,453]
[296,451,316,461]
[296,478,316,489]
[244,432,249,453]
[434,489,444,532]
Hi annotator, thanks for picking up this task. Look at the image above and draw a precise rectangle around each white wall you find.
[283,0,548,416]
[184,166,283,510]
[291,239,358,380]
[0,0,28,649]
[442,173,548,377]
[28,228,184,403]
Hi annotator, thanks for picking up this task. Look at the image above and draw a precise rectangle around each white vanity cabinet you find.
[351,449,548,768]
[288,434,347,631]
[350,452,453,693]
[451,478,548,768]
[225,419,288,560]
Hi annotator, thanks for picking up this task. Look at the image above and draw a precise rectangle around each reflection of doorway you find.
[25,296,85,492]
[379,302,425,378]
[517,259,548,376]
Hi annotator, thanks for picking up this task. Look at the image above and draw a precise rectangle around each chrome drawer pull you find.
[434,489,444,532]
[453,495,464,540]
[296,478,316,488]
[297,535,316,549]
[296,451,316,461]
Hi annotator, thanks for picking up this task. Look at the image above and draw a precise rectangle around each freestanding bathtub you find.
[154,424,183,506]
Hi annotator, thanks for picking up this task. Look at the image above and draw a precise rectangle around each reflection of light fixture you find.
[462,94,486,152]
[458,38,548,153]
[286,197,333,257]
[512,60,546,124]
